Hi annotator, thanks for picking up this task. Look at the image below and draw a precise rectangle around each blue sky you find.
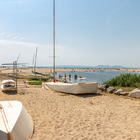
[0,0,140,67]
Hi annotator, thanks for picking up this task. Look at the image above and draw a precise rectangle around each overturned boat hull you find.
[2,80,15,85]
[0,101,34,140]
[1,85,15,91]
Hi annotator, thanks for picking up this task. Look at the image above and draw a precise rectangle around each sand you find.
[1,69,140,139]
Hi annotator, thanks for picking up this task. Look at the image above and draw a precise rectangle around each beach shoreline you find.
[1,67,140,74]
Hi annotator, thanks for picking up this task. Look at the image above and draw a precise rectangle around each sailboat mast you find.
[53,0,55,80]
[34,47,38,72]
[32,54,34,72]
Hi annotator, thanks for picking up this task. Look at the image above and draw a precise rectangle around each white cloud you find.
[7,34,12,38]
[0,32,6,36]
[19,37,24,40]
[0,39,66,65]
[0,39,65,52]
[13,36,18,39]
[1,32,24,40]
[0,39,44,48]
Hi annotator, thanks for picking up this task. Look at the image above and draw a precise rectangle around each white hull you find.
[42,82,98,94]
[78,77,87,80]
[0,101,33,140]
[2,79,15,85]
[27,73,42,80]
[1,85,15,91]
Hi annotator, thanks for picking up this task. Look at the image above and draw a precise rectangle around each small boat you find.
[0,101,34,140]
[66,77,71,79]
[42,82,98,94]
[1,79,15,91]
[1,85,15,91]
[78,77,87,80]
[2,79,15,85]
[27,73,41,80]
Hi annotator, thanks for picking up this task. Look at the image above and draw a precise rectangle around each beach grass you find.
[29,80,42,85]
[115,86,136,92]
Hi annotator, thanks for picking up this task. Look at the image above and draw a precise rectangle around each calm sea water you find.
[56,71,140,85]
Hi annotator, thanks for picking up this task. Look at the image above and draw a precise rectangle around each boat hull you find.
[1,85,15,91]
[42,82,98,94]
[0,101,34,140]
[2,80,15,85]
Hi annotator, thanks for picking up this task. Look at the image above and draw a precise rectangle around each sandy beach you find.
[1,69,140,140]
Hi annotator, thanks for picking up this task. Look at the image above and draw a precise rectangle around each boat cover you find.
[42,82,98,94]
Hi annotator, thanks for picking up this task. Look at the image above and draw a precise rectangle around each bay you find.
[56,70,140,85]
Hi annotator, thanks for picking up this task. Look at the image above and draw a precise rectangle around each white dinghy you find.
[1,79,15,91]
[2,80,15,85]
[42,82,98,94]
[0,101,34,140]
[1,85,15,91]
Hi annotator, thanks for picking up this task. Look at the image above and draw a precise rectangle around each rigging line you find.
[0,104,13,140]
[16,54,20,62]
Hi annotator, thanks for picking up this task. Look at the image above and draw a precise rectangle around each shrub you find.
[103,73,140,87]
[29,80,42,85]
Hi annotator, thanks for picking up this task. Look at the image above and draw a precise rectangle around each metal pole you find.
[13,62,14,80]
[13,61,15,81]
[32,54,34,72]
[15,61,17,91]
[53,0,55,81]
[34,47,38,72]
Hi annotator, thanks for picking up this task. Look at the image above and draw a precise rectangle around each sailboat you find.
[42,0,98,94]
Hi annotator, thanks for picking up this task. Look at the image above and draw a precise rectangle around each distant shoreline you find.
[1,65,140,70]
[1,68,140,74]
